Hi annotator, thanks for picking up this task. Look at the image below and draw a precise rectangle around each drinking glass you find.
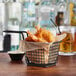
[72,27,76,54]
[59,26,74,56]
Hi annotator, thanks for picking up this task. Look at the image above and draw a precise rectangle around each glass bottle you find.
[0,2,5,29]
[0,23,3,41]
[8,18,19,51]
[7,0,22,23]
[56,0,67,25]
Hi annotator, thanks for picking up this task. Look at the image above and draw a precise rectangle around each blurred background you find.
[0,0,76,54]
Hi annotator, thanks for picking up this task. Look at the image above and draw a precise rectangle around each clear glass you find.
[0,23,3,41]
[69,0,76,26]
[7,18,20,51]
[8,2,22,22]
[0,23,3,36]
[72,27,76,54]
[8,18,19,25]
[59,26,74,56]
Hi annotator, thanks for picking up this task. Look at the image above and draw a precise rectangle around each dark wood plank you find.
[0,53,76,76]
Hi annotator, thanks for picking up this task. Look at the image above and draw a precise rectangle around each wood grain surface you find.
[0,53,76,76]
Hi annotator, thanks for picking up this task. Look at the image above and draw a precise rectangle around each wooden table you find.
[0,53,76,76]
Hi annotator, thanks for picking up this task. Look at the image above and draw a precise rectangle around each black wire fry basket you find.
[25,41,60,67]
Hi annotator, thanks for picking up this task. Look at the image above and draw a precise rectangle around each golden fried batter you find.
[25,25,55,42]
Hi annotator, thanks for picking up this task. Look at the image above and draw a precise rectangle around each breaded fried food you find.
[25,25,55,42]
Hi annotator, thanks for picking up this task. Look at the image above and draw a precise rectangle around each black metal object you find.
[3,30,28,52]
[3,30,28,40]
[26,62,57,68]
[3,34,11,52]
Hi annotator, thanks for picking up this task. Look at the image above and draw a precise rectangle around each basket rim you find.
[25,41,61,44]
